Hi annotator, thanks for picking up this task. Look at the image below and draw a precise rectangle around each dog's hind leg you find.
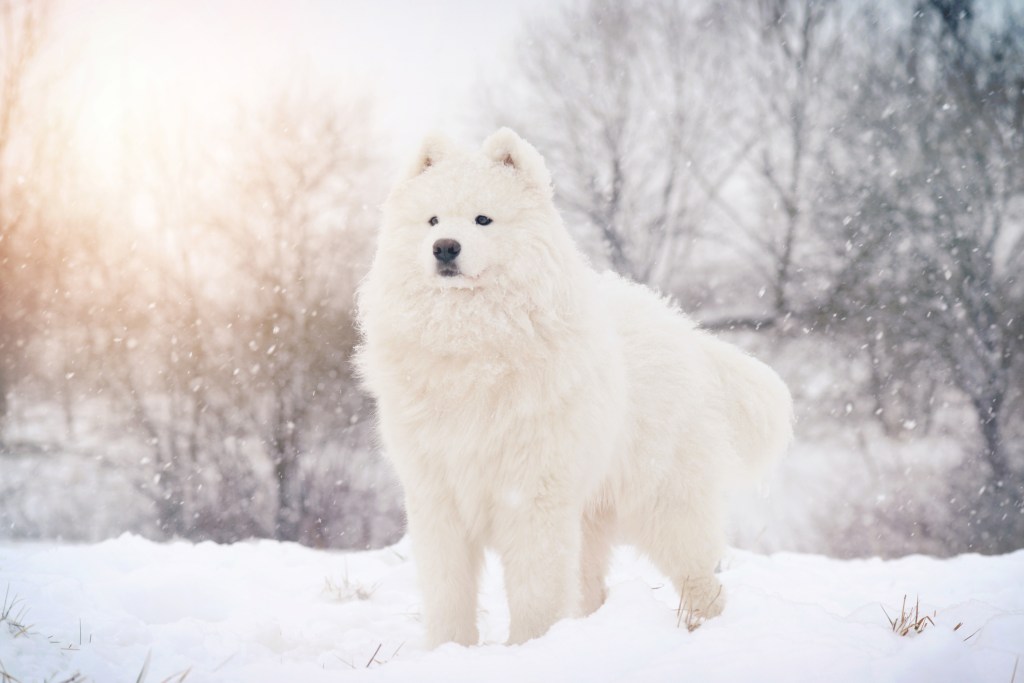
[636,486,726,623]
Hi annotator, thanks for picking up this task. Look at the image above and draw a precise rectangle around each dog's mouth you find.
[434,264,485,288]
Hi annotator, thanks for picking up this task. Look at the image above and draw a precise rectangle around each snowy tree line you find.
[0,0,400,547]
[486,0,1024,554]
[1,0,1022,555]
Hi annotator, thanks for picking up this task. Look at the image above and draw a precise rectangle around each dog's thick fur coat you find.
[356,129,793,646]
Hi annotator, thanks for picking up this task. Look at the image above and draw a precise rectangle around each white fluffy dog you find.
[356,129,793,647]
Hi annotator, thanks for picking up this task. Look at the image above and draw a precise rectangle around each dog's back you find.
[596,270,792,483]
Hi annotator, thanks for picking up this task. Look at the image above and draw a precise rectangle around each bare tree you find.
[713,0,846,321]
[84,84,384,544]
[485,0,749,293]
[209,87,379,542]
[0,0,51,443]
[823,0,1024,552]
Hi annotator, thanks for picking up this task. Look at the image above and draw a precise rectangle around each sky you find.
[53,0,561,173]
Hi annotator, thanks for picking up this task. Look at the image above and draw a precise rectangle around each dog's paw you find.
[677,576,724,630]
[424,624,479,649]
[581,583,608,617]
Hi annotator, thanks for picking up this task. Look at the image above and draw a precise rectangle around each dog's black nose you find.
[432,239,461,263]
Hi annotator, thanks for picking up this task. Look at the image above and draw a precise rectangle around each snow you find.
[1,536,1022,682]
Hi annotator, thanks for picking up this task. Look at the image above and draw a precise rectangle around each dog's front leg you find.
[406,489,482,648]
[496,494,582,644]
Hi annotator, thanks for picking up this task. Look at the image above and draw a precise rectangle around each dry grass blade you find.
[135,650,152,683]
[212,653,237,672]
[0,659,22,683]
[1010,656,1019,683]
[881,604,896,631]
[159,667,191,683]
[365,643,383,668]
[883,595,936,637]
[676,591,689,630]
[958,626,983,643]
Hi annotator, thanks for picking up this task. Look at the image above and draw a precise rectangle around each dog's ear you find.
[403,133,454,180]
[482,128,552,197]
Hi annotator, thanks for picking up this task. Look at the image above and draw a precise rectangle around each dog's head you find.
[377,128,566,292]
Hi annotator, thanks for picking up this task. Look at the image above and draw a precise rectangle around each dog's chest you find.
[391,351,572,453]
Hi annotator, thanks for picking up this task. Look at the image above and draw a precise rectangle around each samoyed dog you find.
[356,128,793,647]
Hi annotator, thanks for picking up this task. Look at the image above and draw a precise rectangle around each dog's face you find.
[378,128,562,294]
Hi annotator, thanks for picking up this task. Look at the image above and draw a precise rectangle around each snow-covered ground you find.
[1,536,1021,682]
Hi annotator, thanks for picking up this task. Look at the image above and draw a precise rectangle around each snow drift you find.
[1,536,1021,682]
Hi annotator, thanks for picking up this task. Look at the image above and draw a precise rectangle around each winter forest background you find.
[0,0,1021,558]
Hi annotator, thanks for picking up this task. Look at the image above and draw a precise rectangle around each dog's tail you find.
[700,336,794,481]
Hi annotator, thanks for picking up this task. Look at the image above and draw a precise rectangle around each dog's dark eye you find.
[429,216,438,226]
[475,215,492,226]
